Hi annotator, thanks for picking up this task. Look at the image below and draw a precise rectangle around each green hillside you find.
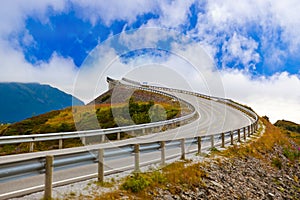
[0,88,183,155]
[274,120,300,133]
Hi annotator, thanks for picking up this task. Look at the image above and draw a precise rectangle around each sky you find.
[0,0,299,123]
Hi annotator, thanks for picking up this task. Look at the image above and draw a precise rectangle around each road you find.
[0,90,254,199]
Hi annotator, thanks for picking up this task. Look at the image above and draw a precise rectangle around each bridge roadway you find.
[0,90,254,198]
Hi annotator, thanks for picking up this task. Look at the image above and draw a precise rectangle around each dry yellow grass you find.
[217,117,293,159]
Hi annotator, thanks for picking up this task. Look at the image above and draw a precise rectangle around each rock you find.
[267,192,275,199]
[210,180,224,189]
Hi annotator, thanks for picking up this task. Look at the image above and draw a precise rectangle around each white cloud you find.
[71,0,158,25]
[271,0,300,52]
[222,32,260,70]
[0,0,66,37]
[71,0,196,29]
[155,0,195,28]
[190,0,300,71]
[221,70,300,123]
[0,39,78,95]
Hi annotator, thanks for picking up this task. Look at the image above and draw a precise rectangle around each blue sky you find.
[0,0,299,123]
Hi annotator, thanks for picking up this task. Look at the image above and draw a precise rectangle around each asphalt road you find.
[0,90,254,199]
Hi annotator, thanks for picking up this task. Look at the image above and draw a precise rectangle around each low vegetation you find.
[86,161,207,200]
[68,117,300,199]
[0,90,184,155]
[275,120,300,134]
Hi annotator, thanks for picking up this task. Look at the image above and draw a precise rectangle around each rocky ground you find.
[153,154,300,199]
[152,142,300,200]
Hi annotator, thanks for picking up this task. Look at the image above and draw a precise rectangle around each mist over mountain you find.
[0,82,83,123]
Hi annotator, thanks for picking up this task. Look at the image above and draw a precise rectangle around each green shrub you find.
[210,147,220,152]
[272,157,282,169]
[122,173,150,193]
[150,171,166,184]
[283,147,300,161]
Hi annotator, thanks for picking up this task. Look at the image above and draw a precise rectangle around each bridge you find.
[0,77,258,199]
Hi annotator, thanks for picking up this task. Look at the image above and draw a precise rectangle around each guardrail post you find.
[117,132,121,140]
[101,135,105,143]
[197,137,201,154]
[134,144,140,172]
[248,126,251,137]
[181,138,185,160]
[211,135,214,148]
[221,133,225,148]
[151,127,156,133]
[237,129,241,143]
[29,142,34,152]
[230,131,234,145]
[98,149,104,182]
[243,127,246,141]
[161,141,166,166]
[44,155,53,200]
[142,128,146,135]
[82,137,86,145]
[59,139,63,149]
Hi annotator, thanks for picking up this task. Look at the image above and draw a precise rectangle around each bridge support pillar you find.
[211,135,214,148]
[243,127,246,141]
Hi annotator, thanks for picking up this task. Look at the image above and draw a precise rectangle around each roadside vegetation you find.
[0,89,184,155]
[65,117,300,199]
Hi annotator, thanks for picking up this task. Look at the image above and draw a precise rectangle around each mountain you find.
[0,82,83,123]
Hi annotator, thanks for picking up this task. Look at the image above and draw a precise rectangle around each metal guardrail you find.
[0,78,259,199]
[0,112,196,145]
[0,122,258,199]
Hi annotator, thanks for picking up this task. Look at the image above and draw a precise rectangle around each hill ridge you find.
[0,82,83,123]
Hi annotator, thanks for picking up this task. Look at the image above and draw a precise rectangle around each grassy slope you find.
[71,118,300,199]
[0,89,183,155]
